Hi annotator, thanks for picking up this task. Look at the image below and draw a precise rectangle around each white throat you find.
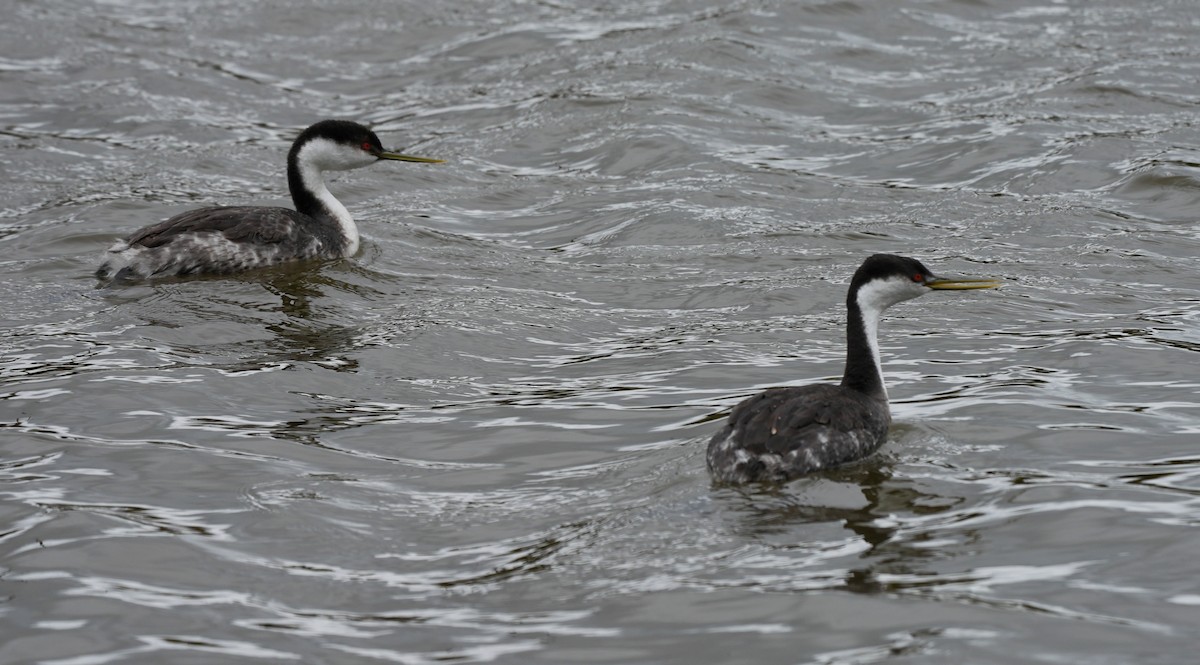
[298,160,358,255]
[295,138,377,256]
[853,276,928,400]
[854,291,885,397]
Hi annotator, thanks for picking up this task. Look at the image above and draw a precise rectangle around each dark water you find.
[4,0,1200,662]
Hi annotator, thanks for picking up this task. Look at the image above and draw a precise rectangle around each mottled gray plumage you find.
[707,384,890,484]
[97,206,346,281]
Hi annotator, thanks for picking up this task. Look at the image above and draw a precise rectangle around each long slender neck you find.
[287,145,359,256]
[840,291,888,402]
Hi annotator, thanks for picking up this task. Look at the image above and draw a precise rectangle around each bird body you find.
[99,206,340,280]
[96,119,442,282]
[707,384,890,483]
[707,254,999,484]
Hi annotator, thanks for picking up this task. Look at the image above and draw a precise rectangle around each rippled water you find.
[4,0,1200,662]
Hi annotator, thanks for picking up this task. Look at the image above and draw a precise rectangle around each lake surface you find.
[4,0,1200,662]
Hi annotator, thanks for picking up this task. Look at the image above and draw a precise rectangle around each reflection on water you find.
[5,0,1200,663]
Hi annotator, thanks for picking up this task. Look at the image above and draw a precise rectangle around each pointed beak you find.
[925,275,1003,290]
[377,150,445,164]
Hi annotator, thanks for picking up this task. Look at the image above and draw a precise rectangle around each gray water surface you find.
[4,1,1200,663]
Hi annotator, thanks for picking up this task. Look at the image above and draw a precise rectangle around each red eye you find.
[361,141,373,152]
[912,273,923,282]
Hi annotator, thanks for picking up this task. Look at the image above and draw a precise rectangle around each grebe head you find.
[850,254,1001,317]
[289,119,444,173]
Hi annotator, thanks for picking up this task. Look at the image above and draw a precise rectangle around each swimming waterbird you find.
[707,254,1000,484]
[96,119,442,282]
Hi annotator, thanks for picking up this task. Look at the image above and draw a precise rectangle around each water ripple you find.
[5,0,1200,662]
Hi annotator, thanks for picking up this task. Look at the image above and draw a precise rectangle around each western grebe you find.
[707,254,1000,484]
[95,119,442,282]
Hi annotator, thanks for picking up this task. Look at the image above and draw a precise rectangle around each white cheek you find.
[337,151,378,170]
[299,138,376,171]
[856,276,927,315]
[853,276,929,397]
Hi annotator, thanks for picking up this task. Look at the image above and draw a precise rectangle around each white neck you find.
[293,137,378,257]
[854,290,886,399]
[851,276,929,401]
[298,159,358,256]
